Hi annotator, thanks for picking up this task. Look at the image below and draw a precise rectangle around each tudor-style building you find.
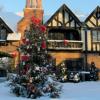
[0,15,21,67]
[45,4,84,71]
[0,0,99,72]
[85,6,100,68]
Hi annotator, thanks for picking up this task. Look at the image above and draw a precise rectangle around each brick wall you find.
[49,52,82,65]
[17,8,43,35]
[87,54,100,69]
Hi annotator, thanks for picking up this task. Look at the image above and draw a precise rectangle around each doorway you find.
[65,58,84,71]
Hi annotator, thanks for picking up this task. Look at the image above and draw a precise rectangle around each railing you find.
[47,40,83,50]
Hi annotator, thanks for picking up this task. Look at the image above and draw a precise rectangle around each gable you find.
[85,6,100,28]
[45,4,82,28]
[0,12,22,32]
[0,17,13,33]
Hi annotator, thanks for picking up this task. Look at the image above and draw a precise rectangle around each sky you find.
[0,0,99,17]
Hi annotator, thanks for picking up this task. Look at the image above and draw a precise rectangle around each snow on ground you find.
[0,81,100,100]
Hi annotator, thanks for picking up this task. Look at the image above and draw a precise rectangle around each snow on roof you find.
[0,12,22,32]
[7,33,21,41]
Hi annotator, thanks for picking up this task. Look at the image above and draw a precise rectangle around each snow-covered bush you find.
[10,75,62,99]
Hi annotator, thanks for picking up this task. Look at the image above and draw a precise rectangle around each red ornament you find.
[22,38,26,44]
[64,40,69,45]
[22,69,27,75]
[21,55,30,61]
[25,39,30,45]
[41,40,46,49]
[31,16,41,25]
[40,25,46,33]
[10,51,17,58]
[24,64,30,72]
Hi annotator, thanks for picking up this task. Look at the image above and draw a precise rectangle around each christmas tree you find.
[10,16,61,99]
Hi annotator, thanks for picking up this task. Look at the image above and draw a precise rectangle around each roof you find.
[44,4,82,26]
[0,12,22,32]
[0,17,13,33]
[85,6,100,23]
[43,4,88,24]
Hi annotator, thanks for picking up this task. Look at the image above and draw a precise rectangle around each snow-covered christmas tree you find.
[10,16,61,99]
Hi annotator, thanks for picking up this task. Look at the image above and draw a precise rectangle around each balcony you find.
[47,40,83,50]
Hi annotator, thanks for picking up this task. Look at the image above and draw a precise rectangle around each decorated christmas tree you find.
[10,16,61,99]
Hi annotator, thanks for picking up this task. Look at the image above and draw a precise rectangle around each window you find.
[0,28,7,40]
[92,30,100,42]
[48,29,81,40]
[97,31,100,41]
[48,32,64,40]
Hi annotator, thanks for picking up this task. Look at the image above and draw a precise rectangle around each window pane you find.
[48,32,64,40]
[0,29,7,40]
[97,31,100,41]
[92,31,97,41]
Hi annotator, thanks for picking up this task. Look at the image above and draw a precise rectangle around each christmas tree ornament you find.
[31,16,41,25]
[40,25,46,33]
[26,39,30,45]
[22,37,26,44]
[22,62,26,66]
[21,55,30,62]
[41,40,46,49]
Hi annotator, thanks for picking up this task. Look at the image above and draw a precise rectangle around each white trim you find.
[93,41,100,43]
[47,40,83,43]
[0,40,6,42]
[48,47,83,50]
[7,33,21,41]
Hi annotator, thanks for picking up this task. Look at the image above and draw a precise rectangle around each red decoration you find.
[41,40,46,49]
[22,38,30,45]
[10,51,17,58]
[22,38,26,44]
[22,64,30,74]
[22,69,27,75]
[21,55,30,61]
[40,25,46,33]
[25,39,30,45]
[64,40,69,45]
[31,16,41,25]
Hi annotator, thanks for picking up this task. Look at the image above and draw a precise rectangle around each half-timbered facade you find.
[85,6,100,68]
[0,16,21,67]
[0,0,99,72]
[45,4,84,71]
